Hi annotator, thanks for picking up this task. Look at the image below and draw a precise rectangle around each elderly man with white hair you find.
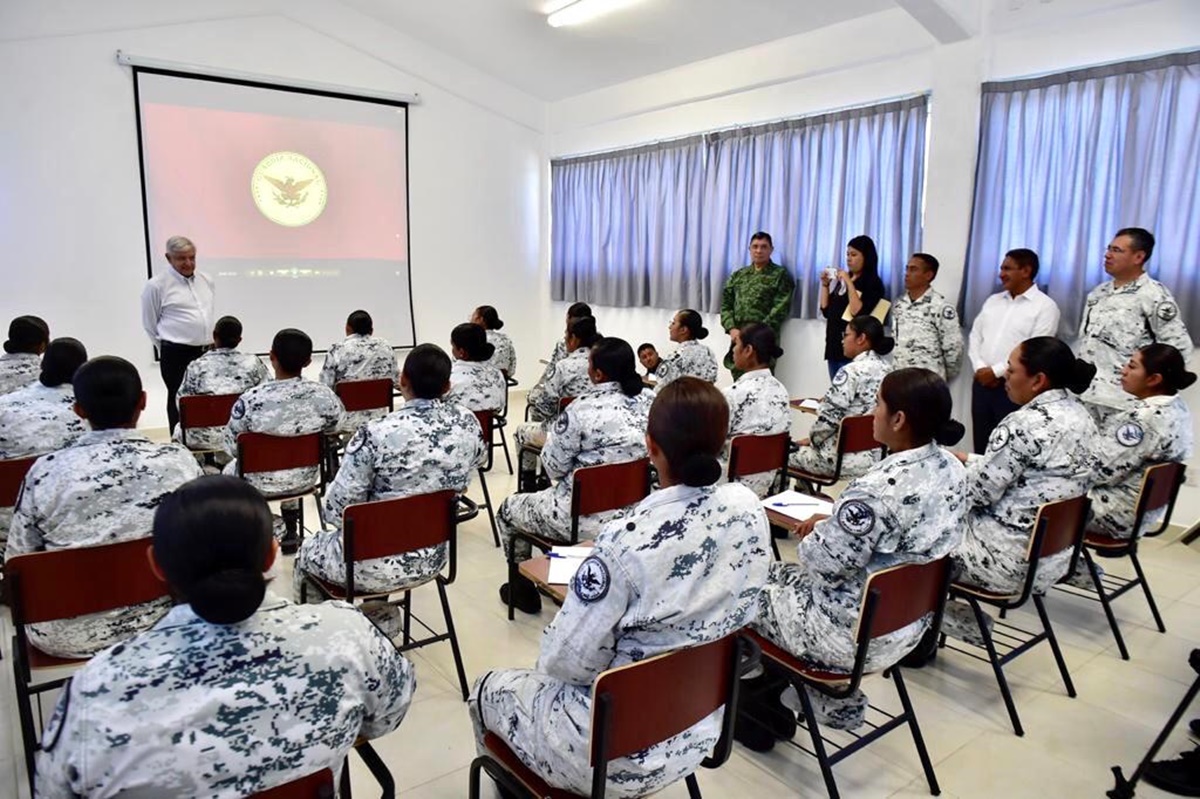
[141,235,216,433]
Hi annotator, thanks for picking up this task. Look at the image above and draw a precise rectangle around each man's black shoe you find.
[500,577,542,615]
[900,629,939,669]
[1143,747,1200,797]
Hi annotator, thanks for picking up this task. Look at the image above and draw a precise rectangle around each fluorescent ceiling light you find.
[545,0,646,28]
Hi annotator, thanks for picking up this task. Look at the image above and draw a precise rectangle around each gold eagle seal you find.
[250,151,328,227]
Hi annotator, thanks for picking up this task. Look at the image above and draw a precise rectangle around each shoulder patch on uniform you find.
[1116,421,1145,447]
[1156,302,1178,322]
[571,556,610,603]
[554,410,570,435]
[837,500,876,536]
[941,306,957,320]
[345,429,367,456]
[231,398,246,420]
[832,368,848,387]
[989,424,1010,452]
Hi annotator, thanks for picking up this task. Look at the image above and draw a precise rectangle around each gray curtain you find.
[961,51,1200,336]
[550,96,929,316]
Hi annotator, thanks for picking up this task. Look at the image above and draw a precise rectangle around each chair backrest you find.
[0,456,38,507]
[1027,494,1090,561]
[855,557,953,643]
[335,378,395,414]
[253,769,335,799]
[237,432,323,475]
[727,433,790,481]
[6,537,168,627]
[179,393,241,431]
[558,395,576,413]
[1133,461,1186,538]
[837,415,880,456]
[342,490,458,593]
[572,458,652,519]
[473,410,495,471]
[589,635,741,767]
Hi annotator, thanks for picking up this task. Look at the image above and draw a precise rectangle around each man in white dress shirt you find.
[140,236,215,433]
[966,248,1061,452]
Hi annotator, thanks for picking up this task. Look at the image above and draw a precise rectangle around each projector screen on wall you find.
[133,69,414,354]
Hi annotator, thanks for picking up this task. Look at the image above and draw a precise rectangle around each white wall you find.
[0,0,548,428]
[544,0,1200,527]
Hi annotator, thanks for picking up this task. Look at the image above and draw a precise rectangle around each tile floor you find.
[2,399,1198,798]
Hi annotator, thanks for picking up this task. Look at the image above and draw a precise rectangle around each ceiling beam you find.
[893,0,980,43]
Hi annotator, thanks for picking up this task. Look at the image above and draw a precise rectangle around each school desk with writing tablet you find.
[519,543,594,604]
[762,489,834,530]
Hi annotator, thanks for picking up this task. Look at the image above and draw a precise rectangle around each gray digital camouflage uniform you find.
[0,382,87,544]
[35,593,415,798]
[756,443,966,671]
[891,287,964,379]
[956,389,1097,595]
[297,398,485,594]
[486,329,517,377]
[525,346,592,424]
[320,333,399,433]
[0,352,40,396]
[789,350,888,478]
[5,429,203,657]
[499,382,653,561]
[1089,394,1193,539]
[1078,273,1193,415]
[447,359,507,414]
[223,377,345,497]
[472,482,771,798]
[172,347,270,451]
[721,368,791,497]
[654,340,719,389]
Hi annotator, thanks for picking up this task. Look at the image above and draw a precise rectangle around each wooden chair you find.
[788,415,882,492]
[469,634,753,799]
[943,495,1089,736]
[746,557,951,799]
[472,410,502,547]
[727,432,790,493]
[177,393,241,452]
[255,768,335,798]
[7,538,170,791]
[491,375,519,475]
[298,489,469,700]
[1056,462,1185,660]
[0,455,38,509]
[507,457,652,620]
[237,432,327,538]
[330,378,396,472]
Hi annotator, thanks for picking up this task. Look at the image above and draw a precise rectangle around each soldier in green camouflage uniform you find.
[720,232,796,378]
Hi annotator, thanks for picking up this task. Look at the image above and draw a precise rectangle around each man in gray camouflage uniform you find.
[5,356,202,658]
[891,253,963,379]
[321,309,399,434]
[0,338,88,546]
[1078,228,1193,421]
[172,315,269,454]
[224,328,344,552]
[297,344,485,597]
[0,315,49,396]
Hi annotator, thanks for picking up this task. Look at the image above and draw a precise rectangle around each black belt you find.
[160,341,211,352]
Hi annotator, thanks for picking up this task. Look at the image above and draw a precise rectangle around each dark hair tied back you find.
[738,323,784,364]
[475,305,504,330]
[1018,337,1095,395]
[848,316,894,356]
[451,323,495,362]
[1138,343,1197,394]
[647,377,728,487]
[677,309,709,340]
[569,316,601,348]
[879,368,964,446]
[590,337,643,397]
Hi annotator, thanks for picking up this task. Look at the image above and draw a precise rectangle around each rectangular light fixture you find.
[546,0,646,27]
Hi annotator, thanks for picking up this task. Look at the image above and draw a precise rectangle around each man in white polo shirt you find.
[967,248,1061,452]
[141,235,215,433]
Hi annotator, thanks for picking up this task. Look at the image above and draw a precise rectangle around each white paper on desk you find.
[795,398,820,412]
[762,490,834,522]
[547,557,585,584]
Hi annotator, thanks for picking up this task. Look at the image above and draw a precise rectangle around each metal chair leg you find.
[498,425,514,475]
[507,558,517,621]
[893,667,940,795]
[1085,548,1130,660]
[685,772,703,799]
[1033,594,1076,698]
[796,684,841,799]
[1129,551,1167,633]
[401,591,412,647]
[479,469,500,548]
[438,580,470,701]
[967,597,1024,736]
[14,642,37,796]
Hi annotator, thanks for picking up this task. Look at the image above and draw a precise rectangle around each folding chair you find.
[298,489,470,701]
[1056,462,1184,660]
[507,457,651,620]
[746,557,951,799]
[516,395,577,492]
[470,634,754,799]
[237,432,327,538]
[178,393,241,453]
[255,768,335,798]
[472,410,502,547]
[7,537,170,791]
[330,378,396,473]
[490,375,518,475]
[943,494,1089,736]
[788,415,882,493]
[0,455,38,591]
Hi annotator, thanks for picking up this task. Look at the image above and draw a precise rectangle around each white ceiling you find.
[339,0,898,101]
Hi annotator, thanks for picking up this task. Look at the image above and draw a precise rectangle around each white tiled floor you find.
[2,403,1199,798]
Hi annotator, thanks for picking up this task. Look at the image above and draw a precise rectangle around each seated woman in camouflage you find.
[0,315,49,396]
[497,337,653,614]
[472,304,517,379]
[36,475,415,797]
[654,309,719,389]
[789,315,892,480]
[743,369,967,746]
[1089,343,1194,540]
[472,378,770,798]
[526,302,592,420]
[446,322,507,414]
[721,323,790,497]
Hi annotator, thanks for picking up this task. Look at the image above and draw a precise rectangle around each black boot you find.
[900,627,940,669]
[279,507,301,555]
[1143,747,1200,797]
[500,575,542,614]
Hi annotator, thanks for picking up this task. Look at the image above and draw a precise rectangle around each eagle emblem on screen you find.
[251,151,328,227]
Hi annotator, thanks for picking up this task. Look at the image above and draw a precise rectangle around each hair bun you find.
[936,419,966,447]
[696,325,709,340]
[1068,357,1097,395]
[482,341,496,360]
[188,568,265,624]
[679,452,722,487]
[877,336,895,356]
[1176,370,1198,391]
